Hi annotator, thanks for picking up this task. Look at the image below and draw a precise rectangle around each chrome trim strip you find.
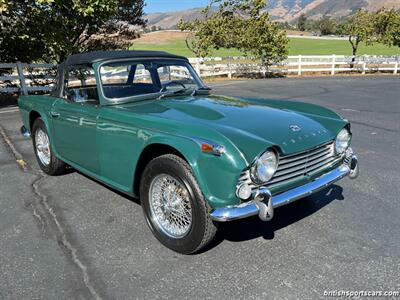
[277,149,333,172]
[210,163,351,222]
[279,143,333,164]
[280,140,333,160]
[268,157,340,185]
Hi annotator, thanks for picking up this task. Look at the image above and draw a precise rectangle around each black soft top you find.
[52,50,189,97]
[63,50,188,66]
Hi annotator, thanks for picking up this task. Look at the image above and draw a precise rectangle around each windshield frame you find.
[96,57,209,105]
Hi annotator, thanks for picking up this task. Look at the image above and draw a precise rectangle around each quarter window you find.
[65,66,99,104]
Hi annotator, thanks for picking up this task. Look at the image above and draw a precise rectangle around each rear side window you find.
[65,65,99,104]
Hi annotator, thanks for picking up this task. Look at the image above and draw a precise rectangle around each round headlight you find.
[335,128,351,154]
[250,150,278,184]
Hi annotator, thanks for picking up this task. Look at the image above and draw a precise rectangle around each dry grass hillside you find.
[145,0,400,28]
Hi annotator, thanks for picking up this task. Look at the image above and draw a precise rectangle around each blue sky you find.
[145,0,209,13]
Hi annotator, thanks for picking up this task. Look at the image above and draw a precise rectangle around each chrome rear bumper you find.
[210,153,359,222]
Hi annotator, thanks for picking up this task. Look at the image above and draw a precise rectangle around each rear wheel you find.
[140,154,217,254]
[32,118,66,175]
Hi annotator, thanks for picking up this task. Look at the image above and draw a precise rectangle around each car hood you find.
[118,95,347,162]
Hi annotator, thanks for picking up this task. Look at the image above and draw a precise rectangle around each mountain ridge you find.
[145,0,400,29]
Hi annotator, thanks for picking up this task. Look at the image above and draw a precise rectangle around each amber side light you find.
[201,143,214,153]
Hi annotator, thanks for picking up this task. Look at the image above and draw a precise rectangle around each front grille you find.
[238,141,343,193]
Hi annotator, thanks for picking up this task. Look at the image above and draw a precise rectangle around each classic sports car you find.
[19,50,359,254]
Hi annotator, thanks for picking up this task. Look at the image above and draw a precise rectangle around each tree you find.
[344,9,374,58]
[178,0,288,73]
[0,0,146,63]
[373,9,400,47]
[317,17,337,35]
[297,14,307,31]
[239,1,288,71]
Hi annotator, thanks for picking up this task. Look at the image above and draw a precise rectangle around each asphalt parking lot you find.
[0,76,399,299]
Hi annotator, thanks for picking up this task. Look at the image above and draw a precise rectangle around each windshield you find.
[99,59,206,103]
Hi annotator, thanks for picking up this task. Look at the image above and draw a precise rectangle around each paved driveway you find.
[0,76,399,299]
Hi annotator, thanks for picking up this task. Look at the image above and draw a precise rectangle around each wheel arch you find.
[133,143,189,196]
[28,109,62,160]
[29,110,42,131]
[131,132,244,209]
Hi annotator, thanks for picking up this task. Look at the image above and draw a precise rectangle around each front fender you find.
[144,134,247,208]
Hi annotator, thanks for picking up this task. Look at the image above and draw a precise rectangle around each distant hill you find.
[145,0,400,29]
[145,8,208,29]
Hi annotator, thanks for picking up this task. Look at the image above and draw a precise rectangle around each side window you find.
[65,66,99,104]
[100,64,129,85]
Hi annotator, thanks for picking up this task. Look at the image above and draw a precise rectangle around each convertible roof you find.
[64,50,188,66]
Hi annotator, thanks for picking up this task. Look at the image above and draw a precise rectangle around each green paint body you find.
[18,63,349,208]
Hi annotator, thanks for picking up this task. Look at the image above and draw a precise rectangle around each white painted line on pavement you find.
[209,81,246,87]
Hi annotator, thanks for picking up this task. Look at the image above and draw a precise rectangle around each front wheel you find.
[140,154,217,254]
[32,118,66,175]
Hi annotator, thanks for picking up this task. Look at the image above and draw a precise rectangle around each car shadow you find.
[75,170,141,205]
[200,185,344,253]
[75,169,344,254]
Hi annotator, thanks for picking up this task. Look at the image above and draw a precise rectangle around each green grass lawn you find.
[132,37,400,57]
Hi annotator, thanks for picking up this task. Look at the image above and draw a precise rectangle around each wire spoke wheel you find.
[35,128,51,166]
[149,174,193,239]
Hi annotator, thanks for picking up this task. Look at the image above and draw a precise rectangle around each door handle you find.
[50,111,60,118]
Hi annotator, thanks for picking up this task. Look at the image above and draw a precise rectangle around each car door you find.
[51,65,100,174]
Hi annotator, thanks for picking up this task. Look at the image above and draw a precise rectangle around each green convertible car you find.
[19,50,359,254]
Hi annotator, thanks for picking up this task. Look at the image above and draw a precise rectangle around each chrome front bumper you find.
[210,153,359,222]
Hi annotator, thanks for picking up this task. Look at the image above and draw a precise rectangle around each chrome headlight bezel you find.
[250,149,278,185]
[335,128,351,155]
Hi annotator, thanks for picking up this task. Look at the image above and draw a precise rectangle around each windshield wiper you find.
[173,88,190,95]
[157,89,189,100]
[159,86,211,99]
[192,86,212,96]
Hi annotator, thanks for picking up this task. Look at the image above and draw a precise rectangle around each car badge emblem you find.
[290,125,302,132]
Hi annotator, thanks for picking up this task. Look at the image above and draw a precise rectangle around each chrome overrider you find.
[210,149,359,222]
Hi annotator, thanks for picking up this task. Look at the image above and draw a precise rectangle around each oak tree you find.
[178,0,288,72]
[0,0,146,63]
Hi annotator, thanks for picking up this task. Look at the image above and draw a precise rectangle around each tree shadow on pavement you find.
[201,185,344,252]
[0,94,18,108]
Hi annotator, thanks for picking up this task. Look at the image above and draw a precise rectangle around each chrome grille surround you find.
[238,141,344,194]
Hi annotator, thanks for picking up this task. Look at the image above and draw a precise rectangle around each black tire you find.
[140,154,217,254]
[32,118,66,175]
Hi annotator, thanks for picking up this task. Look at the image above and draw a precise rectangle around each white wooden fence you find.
[189,55,400,78]
[1,55,399,95]
[0,62,56,95]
